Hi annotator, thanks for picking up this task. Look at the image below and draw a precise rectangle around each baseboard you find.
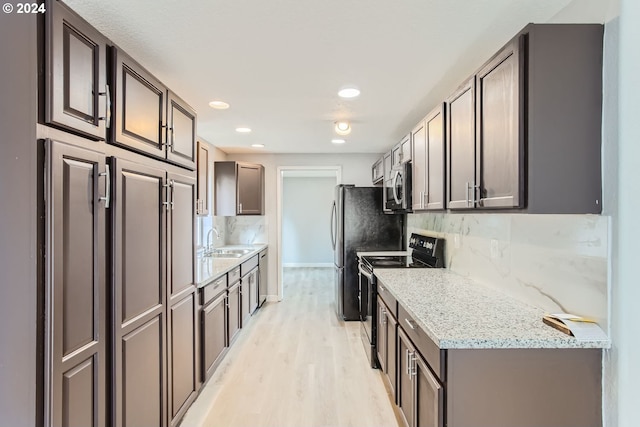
[266,295,280,303]
[282,263,333,268]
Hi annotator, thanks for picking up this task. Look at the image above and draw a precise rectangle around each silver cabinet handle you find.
[404,318,417,330]
[238,203,243,214]
[98,164,111,208]
[379,285,385,292]
[406,349,411,375]
[465,181,470,207]
[98,84,111,129]
[410,352,417,377]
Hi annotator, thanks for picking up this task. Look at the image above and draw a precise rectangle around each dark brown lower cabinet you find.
[45,138,107,427]
[397,328,443,427]
[169,291,198,426]
[228,283,241,344]
[377,296,397,398]
[201,291,227,382]
[240,275,251,327]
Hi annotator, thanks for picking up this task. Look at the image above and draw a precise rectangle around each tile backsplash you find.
[198,215,267,247]
[408,213,609,330]
[226,216,268,245]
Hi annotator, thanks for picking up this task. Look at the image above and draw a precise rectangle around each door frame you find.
[276,166,342,301]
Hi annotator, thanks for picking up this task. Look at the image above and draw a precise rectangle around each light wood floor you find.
[181,267,400,427]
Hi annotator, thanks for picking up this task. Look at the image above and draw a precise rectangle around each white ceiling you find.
[64,0,606,154]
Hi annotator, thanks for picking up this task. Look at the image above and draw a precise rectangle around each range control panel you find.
[409,233,444,261]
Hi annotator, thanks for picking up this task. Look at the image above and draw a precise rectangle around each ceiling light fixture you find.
[208,100,230,109]
[235,127,252,133]
[331,139,346,144]
[338,86,360,99]
[334,121,351,136]
[251,144,265,148]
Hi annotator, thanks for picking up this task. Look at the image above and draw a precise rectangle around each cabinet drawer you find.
[398,303,445,381]
[377,279,397,319]
[201,275,227,305]
[240,255,259,276]
[228,267,240,285]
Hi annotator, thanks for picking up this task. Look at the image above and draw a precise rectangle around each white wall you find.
[282,177,336,266]
[611,0,640,425]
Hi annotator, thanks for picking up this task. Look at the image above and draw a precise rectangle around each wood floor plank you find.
[181,267,399,427]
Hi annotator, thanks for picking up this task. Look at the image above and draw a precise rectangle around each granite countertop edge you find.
[196,244,268,288]
[374,268,610,350]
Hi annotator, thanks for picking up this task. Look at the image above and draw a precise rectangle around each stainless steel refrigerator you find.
[330,185,404,320]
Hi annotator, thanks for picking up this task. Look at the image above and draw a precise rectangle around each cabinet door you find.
[426,104,446,210]
[249,269,259,314]
[237,163,264,215]
[166,91,197,170]
[111,47,167,160]
[372,157,384,184]
[476,39,524,208]
[45,139,107,427]
[167,172,196,300]
[201,292,227,382]
[169,292,198,426]
[196,141,209,216]
[376,298,387,374]
[400,134,412,163]
[167,171,198,425]
[240,277,251,327]
[411,120,427,211]
[46,2,108,140]
[447,77,476,209]
[414,354,444,427]
[386,309,397,400]
[397,328,414,427]
[228,283,241,343]
[112,156,167,427]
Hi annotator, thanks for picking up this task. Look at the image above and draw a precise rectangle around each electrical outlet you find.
[454,233,461,249]
[490,239,499,259]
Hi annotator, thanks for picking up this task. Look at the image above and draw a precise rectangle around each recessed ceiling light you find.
[331,139,346,144]
[209,100,230,109]
[235,127,252,133]
[251,144,265,148]
[338,86,360,99]
[334,121,351,136]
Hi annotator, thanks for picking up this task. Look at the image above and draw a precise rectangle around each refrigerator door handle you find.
[330,201,337,249]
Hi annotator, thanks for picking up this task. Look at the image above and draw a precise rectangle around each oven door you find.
[358,261,378,368]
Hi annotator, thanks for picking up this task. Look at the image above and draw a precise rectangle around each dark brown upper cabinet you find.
[45,1,109,140]
[446,77,476,210]
[111,47,167,161]
[446,24,603,213]
[214,161,265,216]
[167,91,197,170]
[110,48,197,170]
[196,141,210,216]
[476,38,524,209]
[412,104,446,212]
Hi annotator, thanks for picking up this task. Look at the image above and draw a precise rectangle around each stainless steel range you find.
[358,233,445,368]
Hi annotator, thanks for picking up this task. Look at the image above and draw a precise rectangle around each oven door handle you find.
[358,263,374,281]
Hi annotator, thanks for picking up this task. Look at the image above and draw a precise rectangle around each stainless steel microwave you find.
[384,161,412,212]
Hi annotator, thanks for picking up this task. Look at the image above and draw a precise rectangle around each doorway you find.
[276,166,341,300]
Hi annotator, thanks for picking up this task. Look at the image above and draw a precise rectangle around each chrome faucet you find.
[206,227,221,254]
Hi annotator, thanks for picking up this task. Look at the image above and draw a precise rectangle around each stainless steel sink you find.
[203,248,253,258]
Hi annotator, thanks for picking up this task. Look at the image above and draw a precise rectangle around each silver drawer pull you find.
[379,285,385,292]
[404,318,417,330]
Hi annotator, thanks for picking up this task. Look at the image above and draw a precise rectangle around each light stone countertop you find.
[374,268,610,349]
[196,244,268,288]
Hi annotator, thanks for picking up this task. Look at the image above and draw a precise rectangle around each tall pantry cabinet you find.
[41,2,198,427]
